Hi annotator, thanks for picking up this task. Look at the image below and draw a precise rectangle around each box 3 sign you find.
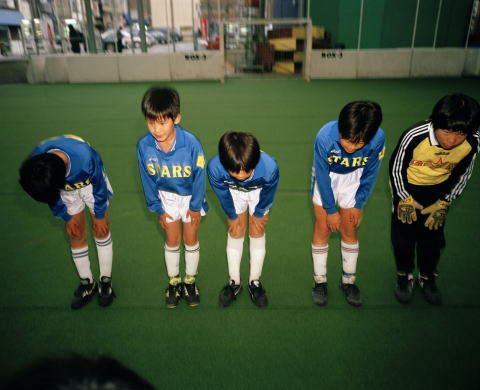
[321,51,343,59]
[184,54,208,61]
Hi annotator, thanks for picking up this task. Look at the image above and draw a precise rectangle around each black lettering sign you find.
[321,51,343,59]
[184,54,208,61]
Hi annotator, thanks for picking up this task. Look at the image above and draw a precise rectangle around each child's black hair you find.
[2,354,154,390]
[19,153,66,205]
[431,93,480,135]
[338,101,382,144]
[141,87,180,120]
[218,131,261,173]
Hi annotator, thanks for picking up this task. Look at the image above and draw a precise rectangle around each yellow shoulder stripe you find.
[196,155,205,169]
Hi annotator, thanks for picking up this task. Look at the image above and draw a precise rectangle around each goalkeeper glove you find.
[421,200,450,230]
[397,195,423,224]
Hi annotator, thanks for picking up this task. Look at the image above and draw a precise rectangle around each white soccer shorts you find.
[312,169,363,209]
[229,187,268,216]
[60,174,113,216]
[159,190,206,223]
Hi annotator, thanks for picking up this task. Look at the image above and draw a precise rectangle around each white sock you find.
[95,233,113,278]
[249,235,266,283]
[71,246,93,282]
[185,242,200,277]
[341,241,359,284]
[312,244,328,283]
[164,244,180,278]
[226,234,244,285]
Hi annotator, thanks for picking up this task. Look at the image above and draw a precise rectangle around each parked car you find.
[147,28,167,44]
[133,29,156,47]
[101,28,155,52]
[153,27,183,42]
[102,29,128,52]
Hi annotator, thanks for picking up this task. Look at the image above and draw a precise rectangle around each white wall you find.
[310,50,356,78]
[118,54,171,81]
[358,49,411,78]
[310,48,479,79]
[410,49,466,77]
[21,47,480,84]
[464,49,480,76]
[67,55,119,82]
[26,51,224,83]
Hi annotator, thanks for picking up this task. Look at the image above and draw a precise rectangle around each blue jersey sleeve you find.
[49,198,71,221]
[137,145,165,216]
[89,151,110,219]
[253,164,279,218]
[207,160,237,220]
[313,136,337,214]
[354,136,385,209]
[189,142,207,212]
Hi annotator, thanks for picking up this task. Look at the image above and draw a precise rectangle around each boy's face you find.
[228,169,253,181]
[434,129,467,150]
[340,137,365,154]
[147,114,181,143]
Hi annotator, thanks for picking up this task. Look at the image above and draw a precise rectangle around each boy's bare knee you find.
[93,226,110,239]
[340,230,357,244]
[166,238,181,247]
[70,235,87,249]
[248,224,265,238]
[228,225,246,238]
[183,224,199,246]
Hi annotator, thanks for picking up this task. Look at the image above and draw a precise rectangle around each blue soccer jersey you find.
[312,120,385,214]
[207,152,280,220]
[30,135,112,221]
[137,125,208,216]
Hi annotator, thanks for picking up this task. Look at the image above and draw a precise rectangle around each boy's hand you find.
[65,219,82,239]
[421,200,450,230]
[158,212,174,229]
[186,209,201,226]
[92,215,109,238]
[397,196,423,224]
[249,214,268,236]
[327,212,341,232]
[348,208,363,228]
[227,216,246,237]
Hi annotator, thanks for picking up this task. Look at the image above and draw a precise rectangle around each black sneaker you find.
[312,282,328,306]
[165,283,182,308]
[98,276,116,307]
[248,280,268,308]
[418,275,442,305]
[71,278,97,310]
[340,282,362,307]
[183,282,200,307]
[219,280,242,307]
[394,273,414,304]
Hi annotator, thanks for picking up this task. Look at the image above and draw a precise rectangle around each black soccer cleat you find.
[183,282,200,307]
[340,282,362,307]
[219,280,242,307]
[165,282,182,308]
[418,275,442,305]
[248,280,268,308]
[394,273,414,304]
[312,282,328,306]
[98,276,116,307]
[71,278,97,310]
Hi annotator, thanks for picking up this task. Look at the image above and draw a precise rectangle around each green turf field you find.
[1,78,479,389]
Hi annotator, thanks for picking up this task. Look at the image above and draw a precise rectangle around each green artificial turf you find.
[1,78,479,389]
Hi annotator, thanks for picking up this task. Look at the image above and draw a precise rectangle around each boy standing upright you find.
[137,87,208,308]
[19,135,115,309]
[311,101,385,307]
[390,94,480,305]
[208,132,279,308]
